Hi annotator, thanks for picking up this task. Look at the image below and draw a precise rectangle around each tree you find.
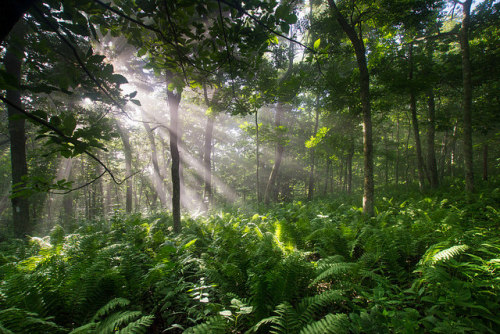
[327,0,374,215]
[4,22,30,238]
[456,0,474,192]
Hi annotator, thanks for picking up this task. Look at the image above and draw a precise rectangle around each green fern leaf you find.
[96,310,143,334]
[183,316,227,334]
[92,298,131,321]
[118,315,154,334]
[431,245,469,264]
[299,313,349,334]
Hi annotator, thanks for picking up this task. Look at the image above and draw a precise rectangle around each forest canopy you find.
[0,0,499,333]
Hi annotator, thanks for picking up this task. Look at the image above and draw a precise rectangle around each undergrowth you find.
[0,181,499,333]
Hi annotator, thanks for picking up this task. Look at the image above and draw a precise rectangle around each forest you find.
[0,0,499,333]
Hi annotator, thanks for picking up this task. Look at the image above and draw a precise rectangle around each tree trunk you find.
[202,85,215,208]
[255,110,261,204]
[346,139,354,194]
[264,37,294,205]
[408,43,426,190]
[167,79,182,233]
[265,102,285,204]
[323,158,331,195]
[116,121,133,213]
[395,112,400,185]
[328,0,374,215]
[143,119,167,207]
[4,22,30,238]
[307,98,320,200]
[459,0,474,192]
[426,88,439,188]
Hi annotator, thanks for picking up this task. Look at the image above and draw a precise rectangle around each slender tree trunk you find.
[264,38,294,204]
[116,121,133,212]
[324,158,330,195]
[4,22,30,238]
[328,0,374,215]
[202,85,215,208]
[265,103,285,204]
[346,139,354,194]
[459,0,474,192]
[427,88,439,188]
[395,113,400,185]
[143,119,167,207]
[167,80,182,233]
[408,43,426,190]
[255,110,261,204]
[307,98,320,200]
[449,121,458,177]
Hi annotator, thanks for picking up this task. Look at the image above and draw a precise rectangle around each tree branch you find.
[0,95,125,185]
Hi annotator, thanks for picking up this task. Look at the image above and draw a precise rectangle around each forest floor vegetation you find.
[1,179,499,333]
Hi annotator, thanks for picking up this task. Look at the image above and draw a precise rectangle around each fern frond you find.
[311,262,356,287]
[298,290,344,325]
[118,315,154,334]
[92,298,131,321]
[431,245,469,264]
[0,323,14,334]
[96,310,143,334]
[69,322,97,334]
[298,313,349,334]
[183,315,227,334]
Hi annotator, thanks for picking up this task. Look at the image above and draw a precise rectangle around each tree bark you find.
[459,0,474,192]
[255,110,261,204]
[395,112,400,185]
[4,22,30,238]
[328,0,374,215]
[167,79,182,233]
[143,119,167,207]
[202,85,215,208]
[307,97,320,200]
[116,121,133,212]
[408,43,426,190]
[264,102,285,204]
[264,37,294,205]
[426,88,439,188]
[346,139,354,194]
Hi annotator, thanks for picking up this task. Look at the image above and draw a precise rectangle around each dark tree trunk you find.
[167,80,182,233]
[116,121,133,212]
[459,0,474,192]
[427,88,439,188]
[408,43,426,190]
[4,22,30,238]
[307,98,320,200]
[328,0,374,215]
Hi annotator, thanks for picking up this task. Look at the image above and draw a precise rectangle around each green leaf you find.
[313,38,321,51]
[130,99,141,106]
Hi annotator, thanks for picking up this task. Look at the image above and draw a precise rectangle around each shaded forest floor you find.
[1,178,499,333]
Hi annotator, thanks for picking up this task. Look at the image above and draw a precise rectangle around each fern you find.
[92,297,131,321]
[298,313,349,334]
[183,316,227,334]
[118,315,154,334]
